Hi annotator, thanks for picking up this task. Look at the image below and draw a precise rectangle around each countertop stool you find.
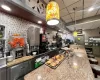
[89,58,98,65]
[88,54,95,58]
[91,64,100,78]
[87,51,93,54]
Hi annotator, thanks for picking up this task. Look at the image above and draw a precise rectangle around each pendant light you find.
[73,30,78,37]
[46,0,60,26]
[73,7,78,37]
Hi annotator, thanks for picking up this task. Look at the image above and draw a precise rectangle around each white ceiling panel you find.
[92,20,100,28]
[82,22,93,30]
[67,0,83,13]
[61,15,71,21]
[75,15,82,21]
[84,10,97,18]
[66,24,83,31]
[84,0,98,8]
[95,2,100,7]
[66,21,93,31]
[63,0,79,7]
[74,24,83,30]
[55,0,66,10]
[97,9,100,15]
[60,8,69,17]
[96,0,100,3]
[43,0,100,28]
[95,2,100,15]
[66,19,100,31]
[70,11,82,20]
[67,25,75,31]
[65,18,72,23]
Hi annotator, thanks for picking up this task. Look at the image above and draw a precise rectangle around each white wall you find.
[83,28,100,40]
[0,12,41,52]
[0,12,58,52]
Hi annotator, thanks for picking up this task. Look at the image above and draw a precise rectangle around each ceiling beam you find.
[66,15,100,26]
[60,18,72,32]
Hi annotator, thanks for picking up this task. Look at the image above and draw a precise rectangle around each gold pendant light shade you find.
[46,1,60,25]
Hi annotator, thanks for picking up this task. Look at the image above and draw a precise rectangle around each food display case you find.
[45,53,66,69]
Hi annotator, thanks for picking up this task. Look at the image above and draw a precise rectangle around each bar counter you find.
[24,45,94,80]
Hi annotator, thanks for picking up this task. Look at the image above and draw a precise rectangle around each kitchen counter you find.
[7,56,34,67]
[24,45,94,80]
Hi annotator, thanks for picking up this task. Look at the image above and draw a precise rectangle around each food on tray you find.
[45,54,65,68]
[50,62,57,66]
[46,59,53,64]
[60,55,64,59]
[57,59,61,62]
[52,56,56,60]
[55,55,60,59]
[55,60,59,64]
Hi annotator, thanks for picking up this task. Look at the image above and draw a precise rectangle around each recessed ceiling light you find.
[1,5,11,11]
[38,21,42,24]
[88,7,94,12]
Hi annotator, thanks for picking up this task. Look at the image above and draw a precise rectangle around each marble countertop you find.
[24,45,94,80]
[7,56,34,67]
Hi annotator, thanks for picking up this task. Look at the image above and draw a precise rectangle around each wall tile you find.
[0,12,40,52]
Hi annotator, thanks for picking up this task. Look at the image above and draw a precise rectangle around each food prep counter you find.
[7,56,34,67]
[24,45,94,80]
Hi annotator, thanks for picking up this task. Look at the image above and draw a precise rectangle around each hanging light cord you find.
[73,7,77,31]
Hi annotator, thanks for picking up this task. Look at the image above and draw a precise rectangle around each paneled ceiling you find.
[66,19,100,31]
[43,0,100,31]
